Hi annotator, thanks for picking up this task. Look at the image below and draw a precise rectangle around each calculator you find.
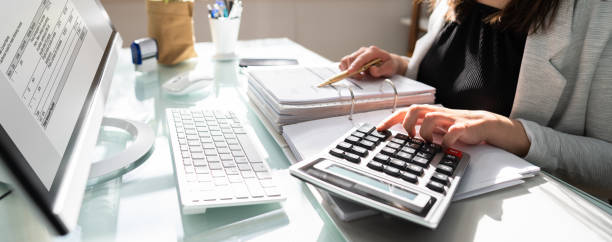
[289,124,470,229]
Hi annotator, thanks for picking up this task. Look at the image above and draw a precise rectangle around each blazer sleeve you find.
[518,119,612,194]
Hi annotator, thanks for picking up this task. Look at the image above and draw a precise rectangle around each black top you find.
[417,2,527,116]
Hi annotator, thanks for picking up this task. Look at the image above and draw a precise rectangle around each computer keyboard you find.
[166,108,285,214]
[290,123,470,229]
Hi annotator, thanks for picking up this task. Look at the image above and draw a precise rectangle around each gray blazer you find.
[405,0,612,198]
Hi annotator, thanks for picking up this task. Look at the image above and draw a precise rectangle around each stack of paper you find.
[246,65,436,132]
[282,109,540,221]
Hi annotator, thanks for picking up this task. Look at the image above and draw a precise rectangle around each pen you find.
[317,58,383,87]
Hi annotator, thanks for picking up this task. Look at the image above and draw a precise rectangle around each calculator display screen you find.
[326,165,417,201]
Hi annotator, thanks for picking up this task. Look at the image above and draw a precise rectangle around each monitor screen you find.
[0,0,106,191]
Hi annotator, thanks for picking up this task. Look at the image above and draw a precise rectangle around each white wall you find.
[100,0,415,61]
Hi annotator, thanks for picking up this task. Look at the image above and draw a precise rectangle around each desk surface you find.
[2,38,611,242]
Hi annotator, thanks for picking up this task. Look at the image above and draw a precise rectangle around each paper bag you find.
[146,0,197,65]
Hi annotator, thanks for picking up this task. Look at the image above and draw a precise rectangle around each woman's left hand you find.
[376,105,531,156]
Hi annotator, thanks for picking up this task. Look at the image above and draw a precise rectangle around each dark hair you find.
[429,0,561,33]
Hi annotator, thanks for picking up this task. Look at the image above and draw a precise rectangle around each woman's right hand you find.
[339,45,408,79]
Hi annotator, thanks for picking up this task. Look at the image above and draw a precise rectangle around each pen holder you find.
[209,16,241,59]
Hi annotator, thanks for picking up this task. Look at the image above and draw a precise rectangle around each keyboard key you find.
[251,163,268,172]
[182,151,191,158]
[226,138,239,145]
[345,135,361,145]
[264,187,282,197]
[329,148,344,158]
[373,154,390,164]
[412,156,429,167]
[204,149,217,156]
[389,159,406,169]
[215,142,228,148]
[383,166,400,177]
[242,170,256,178]
[443,153,460,162]
[238,163,252,171]
[260,179,276,188]
[180,145,189,151]
[222,160,236,167]
[406,164,424,176]
[405,142,421,150]
[399,171,418,183]
[232,150,245,157]
[214,177,229,186]
[349,146,368,157]
[229,144,242,151]
[337,142,352,151]
[440,159,457,169]
[367,161,384,171]
[235,157,249,163]
[195,166,209,174]
[344,152,361,163]
[445,148,463,159]
[371,130,391,139]
[183,158,193,165]
[395,151,413,161]
[193,158,206,166]
[220,154,233,160]
[246,180,265,198]
[420,146,437,155]
[427,181,445,193]
[436,164,454,176]
[191,153,205,159]
[209,162,223,170]
[233,184,250,199]
[255,171,272,180]
[233,128,246,134]
[431,172,449,186]
[228,175,243,183]
[357,124,375,134]
[212,170,226,177]
[184,165,195,173]
[410,137,425,145]
[217,148,231,154]
[395,133,410,140]
[202,143,215,149]
[357,140,376,150]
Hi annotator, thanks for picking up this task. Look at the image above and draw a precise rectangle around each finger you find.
[442,123,466,148]
[402,105,439,137]
[340,48,367,70]
[347,47,390,74]
[419,112,454,142]
[376,109,408,131]
[368,60,395,78]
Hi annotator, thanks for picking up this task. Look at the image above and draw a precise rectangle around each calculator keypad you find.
[328,124,463,194]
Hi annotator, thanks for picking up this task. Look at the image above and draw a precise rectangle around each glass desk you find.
[76,39,345,241]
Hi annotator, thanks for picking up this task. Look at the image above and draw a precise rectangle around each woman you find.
[340,0,612,199]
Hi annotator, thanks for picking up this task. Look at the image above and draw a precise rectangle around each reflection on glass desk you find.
[76,39,347,242]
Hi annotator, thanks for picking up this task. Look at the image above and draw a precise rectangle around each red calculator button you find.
[445,148,463,159]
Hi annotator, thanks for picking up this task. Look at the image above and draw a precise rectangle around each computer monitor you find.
[0,0,119,235]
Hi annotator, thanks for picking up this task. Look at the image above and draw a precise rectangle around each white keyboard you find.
[166,108,285,214]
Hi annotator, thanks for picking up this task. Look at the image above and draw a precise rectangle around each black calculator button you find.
[381,147,397,156]
[371,130,391,139]
[425,142,442,152]
[337,142,352,151]
[420,146,436,155]
[427,181,445,193]
[443,154,459,162]
[373,154,390,164]
[390,138,405,145]
[406,164,424,176]
[395,151,413,162]
[345,135,360,145]
[416,151,433,159]
[439,159,457,169]
[410,137,425,145]
[352,131,366,139]
[401,146,417,154]
[383,166,400,177]
[349,146,368,157]
[386,142,401,150]
[400,171,418,183]
[357,140,376,150]
[364,135,381,144]
[411,156,429,167]
[389,159,406,169]
[405,142,421,150]
[431,172,449,186]
[357,124,375,134]
[395,133,410,140]
[329,148,344,158]
[436,164,454,176]
[344,152,361,163]
[367,161,384,171]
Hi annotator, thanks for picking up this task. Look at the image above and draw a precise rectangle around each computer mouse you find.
[162,72,214,95]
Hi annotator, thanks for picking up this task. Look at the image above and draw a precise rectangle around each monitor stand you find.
[87,118,155,186]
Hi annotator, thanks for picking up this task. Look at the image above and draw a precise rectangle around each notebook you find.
[282,109,540,221]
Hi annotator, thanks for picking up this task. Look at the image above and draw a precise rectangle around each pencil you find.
[317,58,383,87]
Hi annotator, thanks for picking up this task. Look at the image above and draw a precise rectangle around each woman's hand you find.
[339,46,408,79]
[376,105,531,157]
